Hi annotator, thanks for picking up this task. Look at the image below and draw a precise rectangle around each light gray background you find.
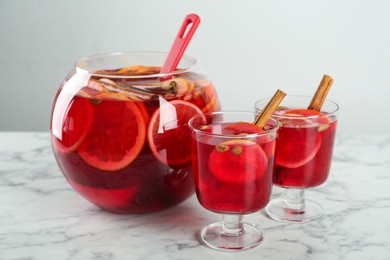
[1,0,389,134]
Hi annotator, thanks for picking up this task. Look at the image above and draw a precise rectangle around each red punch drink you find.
[51,52,220,213]
[189,113,278,214]
[192,123,275,214]
[273,108,338,188]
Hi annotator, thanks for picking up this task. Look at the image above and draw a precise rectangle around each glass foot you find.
[265,197,323,222]
[200,222,263,251]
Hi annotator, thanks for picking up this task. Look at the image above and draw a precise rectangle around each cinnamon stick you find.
[308,75,334,111]
[253,89,286,129]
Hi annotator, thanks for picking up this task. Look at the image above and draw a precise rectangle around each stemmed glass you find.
[255,96,339,222]
[188,111,279,251]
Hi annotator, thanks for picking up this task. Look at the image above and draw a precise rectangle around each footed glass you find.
[255,96,339,222]
[189,111,279,251]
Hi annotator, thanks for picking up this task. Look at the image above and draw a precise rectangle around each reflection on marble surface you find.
[0,132,389,259]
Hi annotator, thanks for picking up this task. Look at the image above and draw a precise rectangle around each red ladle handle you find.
[160,14,201,74]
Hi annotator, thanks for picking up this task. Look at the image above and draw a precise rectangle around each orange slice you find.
[224,121,263,134]
[96,91,140,101]
[281,109,328,127]
[210,95,222,112]
[182,80,195,101]
[137,66,161,75]
[208,139,268,183]
[201,93,217,112]
[118,65,146,75]
[77,98,146,171]
[95,92,130,101]
[161,78,189,97]
[192,83,219,113]
[148,100,203,166]
[285,109,321,116]
[275,109,323,168]
[52,95,94,153]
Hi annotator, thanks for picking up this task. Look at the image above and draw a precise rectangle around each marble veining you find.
[1,132,390,259]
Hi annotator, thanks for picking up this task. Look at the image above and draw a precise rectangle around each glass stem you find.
[283,188,305,214]
[222,214,244,236]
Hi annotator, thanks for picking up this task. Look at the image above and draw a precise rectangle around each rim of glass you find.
[188,110,280,139]
[75,51,198,79]
[254,95,339,120]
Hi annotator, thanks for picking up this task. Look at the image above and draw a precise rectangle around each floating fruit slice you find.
[95,88,141,101]
[208,139,268,183]
[285,109,321,116]
[182,80,195,101]
[52,95,94,153]
[281,109,329,128]
[95,92,130,101]
[161,78,189,97]
[77,98,146,171]
[191,82,219,113]
[148,100,203,166]
[201,85,217,112]
[93,69,121,75]
[287,109,332,131]
[275,131,321,169]
[224,122,276,158]
[118,65,146,75]
[224,121,263,134]
[275,110,323,168]
[137,66,161,75]
[210,95,222,112]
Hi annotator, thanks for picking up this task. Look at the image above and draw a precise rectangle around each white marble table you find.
[1,132,389,260]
